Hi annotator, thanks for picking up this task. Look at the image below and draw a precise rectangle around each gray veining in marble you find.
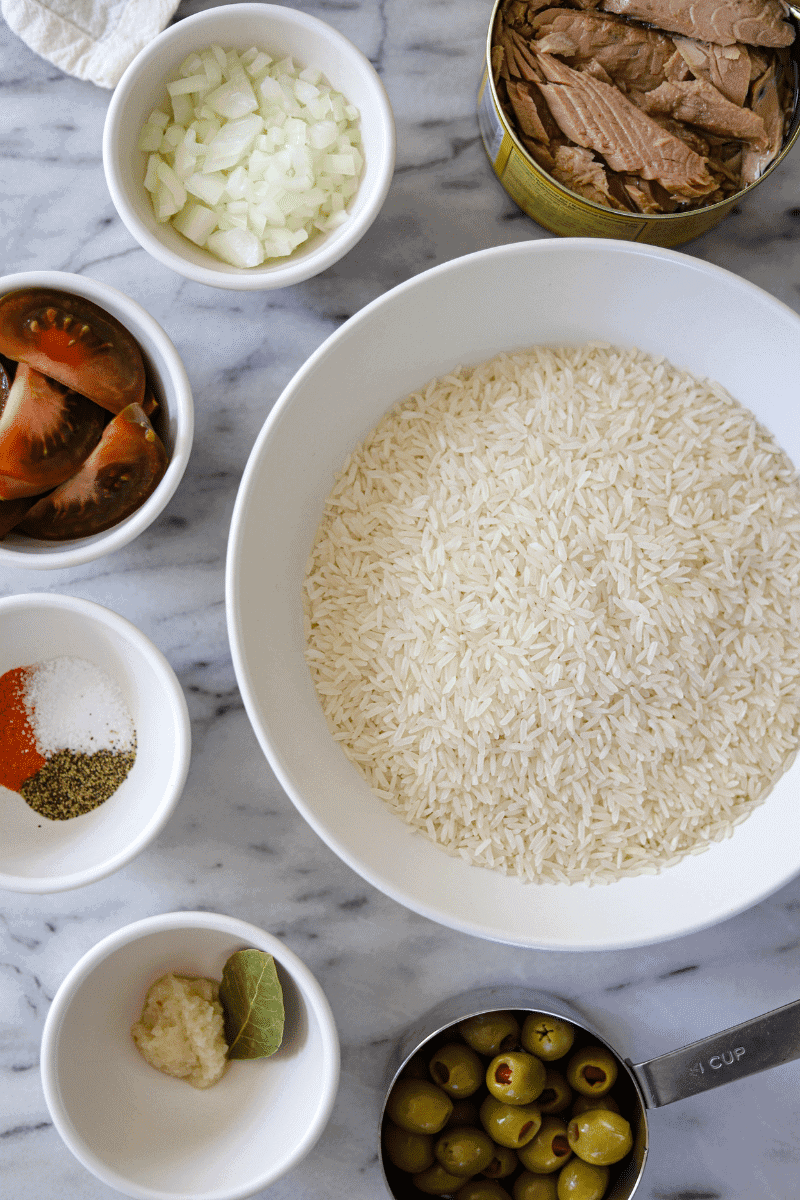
[2,1,800,1197]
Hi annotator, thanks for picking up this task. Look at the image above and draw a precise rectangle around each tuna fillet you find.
[509,28,548,81]
[672,37,752,104]
[551,144,629,206]
[741,62,786,180]
[640,78,769,145]
[532,9,681,91]
[507,79,552,141]
[622,175,679,210]
[529,49,717,197]
[600,0,795,47]
[626,98,712,155]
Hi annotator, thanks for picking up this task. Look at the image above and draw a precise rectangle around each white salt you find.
[23,657,136,756]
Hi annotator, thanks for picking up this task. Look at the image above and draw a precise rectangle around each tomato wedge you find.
[0,289,146,415]
[0,495,40,539]
[0,362,106,499]
[18,404,169,540]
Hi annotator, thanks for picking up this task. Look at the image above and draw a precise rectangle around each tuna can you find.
[478,0,800,246]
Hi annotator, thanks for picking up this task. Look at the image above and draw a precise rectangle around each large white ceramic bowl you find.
[226,238,800,951]
[0,592,190,893]
[103,3,395,290]
[41,911,340,1200]
[0,271,193,569]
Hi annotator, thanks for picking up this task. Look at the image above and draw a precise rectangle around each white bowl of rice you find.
[227,238,800,949]
[103,3,395,290]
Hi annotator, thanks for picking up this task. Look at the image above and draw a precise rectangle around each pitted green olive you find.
[565,1047,618,1098]
[457,1180,513,1200]
[567,1109,633,1166]
[486,1051,546,1105]
[435,1127,495,1177]
[521,1015,576,1063]
[481,1144,518,1179]
[387,1078,453,1135]
[459,1011,521,1057]
[536,1069,572,1115]
[383,1122,435,1173]
[414,1162,469,1195]
[556,1159,610,1200]
[517,1116,572,1174]
[514,1171,559,1200]
[430,1042,485,1097]
[479,1094,542,1148]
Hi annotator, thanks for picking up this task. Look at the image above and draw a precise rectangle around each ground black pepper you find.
[19,744,137,821]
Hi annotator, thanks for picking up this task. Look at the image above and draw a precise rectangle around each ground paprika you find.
[0,665,47,791]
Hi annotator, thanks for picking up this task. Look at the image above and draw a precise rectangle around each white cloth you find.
[2,0,181,88]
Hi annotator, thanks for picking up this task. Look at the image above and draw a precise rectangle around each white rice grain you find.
[302,344,800,884]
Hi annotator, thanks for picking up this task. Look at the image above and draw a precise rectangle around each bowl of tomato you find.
[0,271,193,569]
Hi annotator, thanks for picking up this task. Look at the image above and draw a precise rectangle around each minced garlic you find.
[131,973,228,1089]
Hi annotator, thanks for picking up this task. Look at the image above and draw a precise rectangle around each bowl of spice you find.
[0,591,190,893]
[40,910,340,1200]
[102,2,396,289]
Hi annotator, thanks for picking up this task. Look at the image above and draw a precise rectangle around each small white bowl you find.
[0,270,193,570]
[103,3,396,290]
[41,911,340,1200]
[0,592,190,893]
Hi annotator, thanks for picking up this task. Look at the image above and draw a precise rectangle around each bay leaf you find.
[219,948,285,1059]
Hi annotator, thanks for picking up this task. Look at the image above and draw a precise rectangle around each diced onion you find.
[156,160,186,209]
[168,74,209,96]
[173,202,219,246]
[138,123,163,153]
[207,228,265,268]
[139,44,363,268]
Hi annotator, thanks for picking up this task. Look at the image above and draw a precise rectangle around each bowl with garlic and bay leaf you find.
[40,911,340,1200]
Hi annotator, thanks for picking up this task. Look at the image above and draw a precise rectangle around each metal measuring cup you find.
[379,984,800,1199]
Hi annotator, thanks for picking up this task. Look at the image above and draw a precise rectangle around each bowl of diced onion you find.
[103,2,396,289]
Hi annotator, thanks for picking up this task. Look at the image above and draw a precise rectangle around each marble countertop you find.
[2,2,800,1197]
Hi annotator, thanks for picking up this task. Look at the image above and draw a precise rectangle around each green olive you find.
[513,1171,559,1200]
[486,1051,546,1105]
[459,1011,521,1056]
[414,1162,469,1195]
[457,1180,513,1200]
[556,1159,609,1200]
[387,1078,453,1135]
[517,1116,572,1174]
[383,1122,435,1173]
[565,1047,618,1098]
[430,1042,486,1098]
[481,1144,518,1179]
[479,1094,542,1148]
[435,1126,496,1177]
[521,1015,576,1063]
[570,1095,620,1118]
[536,1069,572,1115]
[446,1099,481,1129]
[567,1110,633,1166]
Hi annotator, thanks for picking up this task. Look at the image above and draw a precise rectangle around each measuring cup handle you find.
[628,996,800,1108]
